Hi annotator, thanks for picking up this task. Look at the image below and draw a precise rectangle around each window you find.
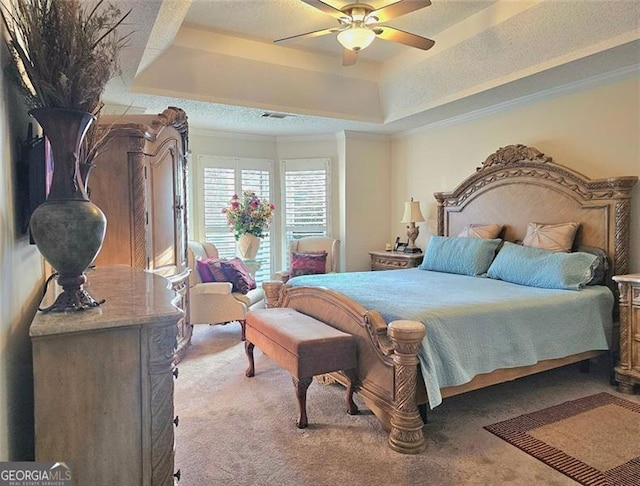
[196,156,274,282]
[281,158,331,267]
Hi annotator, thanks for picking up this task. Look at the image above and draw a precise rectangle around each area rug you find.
[484,392,640,486]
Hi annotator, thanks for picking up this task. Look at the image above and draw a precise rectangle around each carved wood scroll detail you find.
[616,282,630,369]
[478,144,551,170]
[387,320,426,454]
[262,281,284,308]
[615,199,632,276]
[438,166,635,209]
[149,323,177,485]
[147,106,189,156]
[129,142,147,270]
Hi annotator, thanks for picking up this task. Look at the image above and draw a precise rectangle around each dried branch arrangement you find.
[0,0,132,113]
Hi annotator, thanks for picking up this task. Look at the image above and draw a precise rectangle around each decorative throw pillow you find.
[457,223,502,239]
[196,259,215,282]
[487,241,598,290]
[522,222,579,252]
[206,258,228,282]
[220,258,257,294]
[290,251,328,277]
[419,236,502,276]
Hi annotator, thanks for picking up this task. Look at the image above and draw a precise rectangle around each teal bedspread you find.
[288,269,613,408]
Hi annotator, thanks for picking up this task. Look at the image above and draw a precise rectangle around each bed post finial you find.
[387,320,426,454]
[262,281,284,308]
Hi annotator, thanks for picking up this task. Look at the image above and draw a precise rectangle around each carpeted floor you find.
[175,324,640,486]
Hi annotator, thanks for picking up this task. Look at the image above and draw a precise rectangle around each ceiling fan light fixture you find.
[337,27,375,52]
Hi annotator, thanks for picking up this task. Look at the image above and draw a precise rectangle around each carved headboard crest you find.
[477,144,551,171]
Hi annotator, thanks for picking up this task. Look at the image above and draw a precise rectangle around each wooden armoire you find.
[89,106,192,361]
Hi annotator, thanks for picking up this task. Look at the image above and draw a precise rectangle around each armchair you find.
[274,236,340,283]
[187,240,265,340]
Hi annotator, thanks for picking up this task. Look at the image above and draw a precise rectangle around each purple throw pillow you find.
[290,251,327,277]
[196,259,215,282]
[206,258,228,282]
[220,258,257,294]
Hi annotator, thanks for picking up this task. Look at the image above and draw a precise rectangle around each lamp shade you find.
[337,27,376,51]
[401,198,425,223]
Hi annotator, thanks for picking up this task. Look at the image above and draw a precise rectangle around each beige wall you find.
[0,37,45,459]
[391,74,640,271]
[339,132,392,271]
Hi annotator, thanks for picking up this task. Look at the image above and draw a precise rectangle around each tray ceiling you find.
[102,0,640,136]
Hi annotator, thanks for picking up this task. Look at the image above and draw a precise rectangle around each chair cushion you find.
[234,287,264,308]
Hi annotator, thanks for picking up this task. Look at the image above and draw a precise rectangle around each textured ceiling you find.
[101,0,640,136]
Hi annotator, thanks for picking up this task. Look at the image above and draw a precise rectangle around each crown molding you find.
[395,64,639,139]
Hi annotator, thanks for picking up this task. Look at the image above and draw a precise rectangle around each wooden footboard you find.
[263,281,427,454]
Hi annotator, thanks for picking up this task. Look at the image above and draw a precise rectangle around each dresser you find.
[31,266,182,485]
[612,274,640,394]
[369,250,424,271]
[89,107,191,361]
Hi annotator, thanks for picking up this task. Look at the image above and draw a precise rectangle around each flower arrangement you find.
[223,191,275,239]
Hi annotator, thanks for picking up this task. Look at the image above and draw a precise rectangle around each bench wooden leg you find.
[343,369,359,416]
[240,320,246,341]
[293,376,312,428]
[245,341,255,377]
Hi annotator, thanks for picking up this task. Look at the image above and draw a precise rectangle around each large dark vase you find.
[28,108,107,312]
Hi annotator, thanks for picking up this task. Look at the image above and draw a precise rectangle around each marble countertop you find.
[30,266,183,338]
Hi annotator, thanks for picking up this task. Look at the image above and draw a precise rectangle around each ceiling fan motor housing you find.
[275,0,435,66]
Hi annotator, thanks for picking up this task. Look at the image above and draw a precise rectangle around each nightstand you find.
[612,274,640,394]
[369,251,423,271]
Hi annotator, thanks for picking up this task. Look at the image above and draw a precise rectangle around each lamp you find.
[401,197,425,253]
[337,26,375,51]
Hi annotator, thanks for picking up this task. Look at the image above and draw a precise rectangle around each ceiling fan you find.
[274,0,435,66]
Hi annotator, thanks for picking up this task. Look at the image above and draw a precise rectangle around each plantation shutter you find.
[281,158,331,267]
[199,156,273,282]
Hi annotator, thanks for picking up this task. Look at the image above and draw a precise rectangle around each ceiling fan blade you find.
[300,0,348,20]
[374,26,435,50]
[369,0,431,23]
[342,48,358,66]
[274,27,343,44]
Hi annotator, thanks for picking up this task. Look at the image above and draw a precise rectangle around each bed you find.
[263,144,637,454]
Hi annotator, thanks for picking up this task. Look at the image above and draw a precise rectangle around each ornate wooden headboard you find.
[434,144,637,283]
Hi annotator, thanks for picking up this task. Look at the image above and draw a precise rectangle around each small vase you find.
[28,107,106,312]
[237,234,260,260]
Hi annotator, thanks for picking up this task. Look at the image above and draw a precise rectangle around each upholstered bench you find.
[244,308,359,428]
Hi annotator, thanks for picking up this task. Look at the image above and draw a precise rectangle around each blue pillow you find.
[419,236,502,276]
[487,242,598,290]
